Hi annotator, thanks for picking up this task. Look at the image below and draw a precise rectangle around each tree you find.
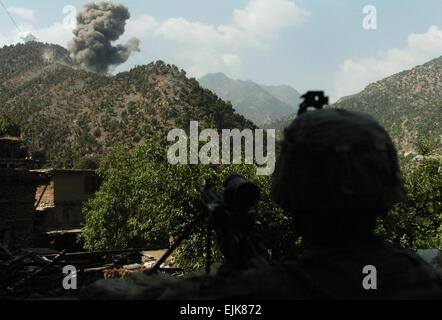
[0,114,20,137]
[80,139,300,271]
[75,156,99,170]
[376,138,441,250]
[416,137,435,158]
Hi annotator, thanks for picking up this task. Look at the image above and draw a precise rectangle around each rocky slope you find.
[268,56,442,157]
[198,72,300,125]
[0,42,254,168]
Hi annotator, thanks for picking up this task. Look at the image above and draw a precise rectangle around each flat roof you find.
[0,136,22,141]
[0,168,50,182]
[31,169,96,175]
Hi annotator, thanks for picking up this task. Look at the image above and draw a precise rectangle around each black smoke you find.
[68,1,140,73]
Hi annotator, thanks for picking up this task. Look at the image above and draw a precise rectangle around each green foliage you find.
[332,82,442,156]
[271,61,442,157]
[0,42,254,169]
[198,73,300,125]
[0,113,20,137]
[416,137,435,157]
[80,139,299,271]
[376,155,442,250]
[75,156,100,170]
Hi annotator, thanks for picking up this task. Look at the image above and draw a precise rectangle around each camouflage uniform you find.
[266,109,441,298]
[82,109,442,299]
[171,109,442,299]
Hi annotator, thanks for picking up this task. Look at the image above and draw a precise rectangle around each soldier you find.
[267,108,442,299]
[82,108,442,300]
[161,108,442,299]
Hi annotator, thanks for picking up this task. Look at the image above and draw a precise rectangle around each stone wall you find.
[0,169,100,250]
[33,169,99,207]
[35,205,84,232]
[35,180,55,208]
[33,169,100,233]
[0,169,49,249]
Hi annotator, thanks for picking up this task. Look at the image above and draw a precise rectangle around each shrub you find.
[80,139,299,271]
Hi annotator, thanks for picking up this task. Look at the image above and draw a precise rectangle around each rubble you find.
[122,263,142,270]
[0,247,181,299]
[1,246,441,299]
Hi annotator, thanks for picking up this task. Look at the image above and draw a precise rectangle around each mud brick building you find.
[0,136,37,169]
[0,133,101,250]
[0,168,100,251]
[0,169,50,249]
[33,169,101,232]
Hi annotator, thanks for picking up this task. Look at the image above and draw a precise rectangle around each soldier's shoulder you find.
[294,242,442,299]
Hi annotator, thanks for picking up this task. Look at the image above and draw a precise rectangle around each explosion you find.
[68,1,140,73]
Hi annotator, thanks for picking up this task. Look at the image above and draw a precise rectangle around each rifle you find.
[147,174,268,275]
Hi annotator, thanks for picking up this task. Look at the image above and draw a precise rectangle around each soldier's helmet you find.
[271,109,406,241]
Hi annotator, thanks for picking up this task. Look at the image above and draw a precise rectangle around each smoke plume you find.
[19,31,37,43]
[68,1,140,73]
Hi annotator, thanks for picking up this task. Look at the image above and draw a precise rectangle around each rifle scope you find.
[223,174,260,211]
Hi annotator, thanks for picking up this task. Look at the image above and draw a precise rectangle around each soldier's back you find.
[275,241,442,299]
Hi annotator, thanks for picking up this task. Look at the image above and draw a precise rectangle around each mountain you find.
[268,56,442,157]
[335,94,356,103]
[0,42,254,168]
[198,72,300,125]
[332,56,442,157]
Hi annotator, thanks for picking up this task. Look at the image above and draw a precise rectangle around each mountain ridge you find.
[198,72,301,125]
[267,56,442,157]
[0,42,254,168]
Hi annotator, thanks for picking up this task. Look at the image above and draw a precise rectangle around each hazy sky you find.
[1,0,441,101]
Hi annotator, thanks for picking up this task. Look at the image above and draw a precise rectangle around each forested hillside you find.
[332,56,442,157]
[268,56,442,159]
[198,72,300,125]
[0,42,254,168]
